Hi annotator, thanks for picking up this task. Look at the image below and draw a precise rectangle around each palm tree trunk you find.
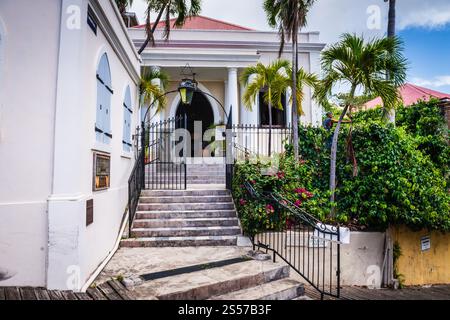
[387,0,396,124]
[138,5,166,54]
[387,0,396,38]
[329,85,356,218]
[268,100,273,157]
[292,26,299,161]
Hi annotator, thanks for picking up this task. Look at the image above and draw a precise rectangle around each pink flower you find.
[239,199,247,206]
[299,159,307,165]
[295,188,307,194]
[250,180,256,185]
[286,218,295,229]
[265,204,275,214]
[276,171,285,179]
[305,191,314,199]
[294,199,303,207]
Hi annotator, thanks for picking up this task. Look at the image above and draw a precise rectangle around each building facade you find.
[0,5,325,290]
[0,0,140,290]
[129,16,326,133]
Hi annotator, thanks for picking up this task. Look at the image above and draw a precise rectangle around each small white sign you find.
[313,224,351,244]
[421,236,431,251]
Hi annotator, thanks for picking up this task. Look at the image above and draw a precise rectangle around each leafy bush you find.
[233,100,450,233]
[232,155,330,236]
[337,122,450,231]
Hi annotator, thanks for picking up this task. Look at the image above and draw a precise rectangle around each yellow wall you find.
[391,225,450,286]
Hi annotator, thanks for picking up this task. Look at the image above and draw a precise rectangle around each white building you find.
[0,4,325,291]
[0,0,140,290]
[129,16,325,131]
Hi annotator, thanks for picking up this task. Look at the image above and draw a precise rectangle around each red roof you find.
[133,15,253,31]
[364,83,450,109]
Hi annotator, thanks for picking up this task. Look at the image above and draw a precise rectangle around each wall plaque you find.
[93,152,111,191]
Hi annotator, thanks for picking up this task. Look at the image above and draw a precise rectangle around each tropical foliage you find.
[233,101,450,234]
[138,0,202,54]
[140,68,169,122]
[115,0,134,14]
[241,60,318,155]
[315,33,408,216]
[263,0,317,161]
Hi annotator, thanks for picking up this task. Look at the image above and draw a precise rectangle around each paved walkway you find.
[306,285,450,300]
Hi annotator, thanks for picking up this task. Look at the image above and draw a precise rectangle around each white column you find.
[286,87,292,126]
[247,74,258,125]
[227,68,239,125]
[224,80,229,122]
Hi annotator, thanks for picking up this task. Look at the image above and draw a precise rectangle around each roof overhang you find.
[141,49,261,68]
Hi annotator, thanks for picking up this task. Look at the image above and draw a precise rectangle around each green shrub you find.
[233,100,450,233]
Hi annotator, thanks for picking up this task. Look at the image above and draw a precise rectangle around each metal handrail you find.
[242,181,341,300]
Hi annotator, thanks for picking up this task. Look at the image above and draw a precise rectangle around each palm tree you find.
[263,0,316,161]
[385,0,397,123]
[315,33,407,217]
[285,67,319,116]
[115,0,134,15]
[241,60,291,156]
[385,0,396,38]
[140,68,169,123]
[138,0,202,54]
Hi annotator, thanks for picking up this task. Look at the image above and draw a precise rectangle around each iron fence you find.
[244,181,341,300]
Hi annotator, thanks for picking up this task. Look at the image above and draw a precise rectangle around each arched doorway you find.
[176,92,215,157]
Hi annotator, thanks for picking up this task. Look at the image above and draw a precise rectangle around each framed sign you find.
[421,235,431,251]
[93,152,110,191]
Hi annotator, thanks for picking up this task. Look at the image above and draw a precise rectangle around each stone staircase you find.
[109,248,308,300]
[121,164,240,247]
[116,163,309,300]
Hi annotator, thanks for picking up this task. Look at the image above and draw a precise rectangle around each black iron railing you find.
[144,116,187,190]
[128,126,146,235]
[244,181,341,300]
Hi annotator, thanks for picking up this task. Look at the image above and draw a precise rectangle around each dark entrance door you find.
[176,92,215,157]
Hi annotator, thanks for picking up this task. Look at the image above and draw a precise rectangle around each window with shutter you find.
[123,86,133,152]
[96,53,113,144]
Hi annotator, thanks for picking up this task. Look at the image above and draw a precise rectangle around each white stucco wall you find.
[47,0,140,291]
[0,0,61,287]
[0,0,140,290]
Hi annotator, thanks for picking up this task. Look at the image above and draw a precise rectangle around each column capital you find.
[227,67,238,73]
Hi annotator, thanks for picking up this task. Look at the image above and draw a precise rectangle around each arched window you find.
[96,53,113,144]
[122,86,133,152]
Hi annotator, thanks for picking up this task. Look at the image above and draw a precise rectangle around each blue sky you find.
[400,25,450,93]
[131,0,450,94]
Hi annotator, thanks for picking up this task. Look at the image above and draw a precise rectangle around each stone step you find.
[133,218,240,228]
[210,278,305,300]
[134,259,290,300]
[120,235,238,247]
[131,226,241,238]
[136,210,237,220]
[187,179,226,184]
[145,178,226,184]
[139,195,232,204]
[137,202,235,211]
[140,189,230,197]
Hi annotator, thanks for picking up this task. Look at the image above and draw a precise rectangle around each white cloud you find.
[397,3,450,30]
[412,76,450,88]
